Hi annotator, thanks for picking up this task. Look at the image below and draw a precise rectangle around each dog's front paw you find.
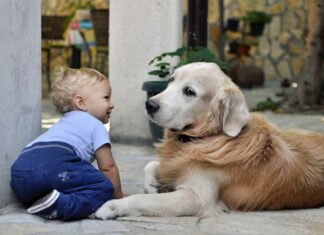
[95,200,119,220]
[144,161,160,194]
[214,201,230,214]
[144,178,161,194]
[203,201,230,217]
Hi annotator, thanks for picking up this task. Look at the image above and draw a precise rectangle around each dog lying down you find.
[95,62,324,219]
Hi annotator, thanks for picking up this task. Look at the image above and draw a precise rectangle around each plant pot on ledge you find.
[228,41,239,54]
[241,11,272,37]
[142,81,168,142]
[249,22,266,36]
[238,44,251,56]
[226,18,240,31]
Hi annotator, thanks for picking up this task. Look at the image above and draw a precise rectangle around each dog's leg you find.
[143,161,161,194]
[95,168,229,219]
[178,169,230,217]
[95,188,201,219]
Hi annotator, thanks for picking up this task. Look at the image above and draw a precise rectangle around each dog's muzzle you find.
[145,99,160,116]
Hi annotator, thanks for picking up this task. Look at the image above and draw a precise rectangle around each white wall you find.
[109,0,183,143]
[0,0,41,208]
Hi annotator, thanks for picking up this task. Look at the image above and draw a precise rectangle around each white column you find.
[109,0,183,143]
[0,0,41,207]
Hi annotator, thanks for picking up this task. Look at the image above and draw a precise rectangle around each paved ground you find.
[1,85,324,234]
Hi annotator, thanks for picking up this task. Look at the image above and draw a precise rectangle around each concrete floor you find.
[1,141,324,234]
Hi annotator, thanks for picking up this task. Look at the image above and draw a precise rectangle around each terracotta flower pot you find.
[238,44,250,56]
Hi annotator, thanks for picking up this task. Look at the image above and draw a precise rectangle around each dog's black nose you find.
[145,100,160,114]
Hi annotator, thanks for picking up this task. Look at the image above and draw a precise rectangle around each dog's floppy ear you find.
[220,85,250,137]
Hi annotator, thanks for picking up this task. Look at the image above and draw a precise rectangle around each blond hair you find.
[50,68,107,113]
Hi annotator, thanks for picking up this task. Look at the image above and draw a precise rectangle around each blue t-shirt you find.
[28,111,110,162]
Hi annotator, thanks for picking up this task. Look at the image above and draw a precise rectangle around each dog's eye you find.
[169,76,175,82]
[183,87,196,96]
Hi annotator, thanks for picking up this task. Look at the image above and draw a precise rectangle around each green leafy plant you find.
[251,97,279,111]
[148,47,228,79]
[241,11,272,24]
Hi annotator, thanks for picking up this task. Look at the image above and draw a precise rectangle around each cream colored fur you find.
[95,62,324,219]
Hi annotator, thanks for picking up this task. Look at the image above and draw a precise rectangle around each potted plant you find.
[237,43,251,56]
[228,41,239,54]
[143,46,228,141]
[228,41,251,56]
[226,18,240,31]
[241,11,272,36]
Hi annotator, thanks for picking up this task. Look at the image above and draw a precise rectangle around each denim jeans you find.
[11,141,114,220]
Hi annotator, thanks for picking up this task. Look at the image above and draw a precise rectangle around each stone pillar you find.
[0,0,41,207]
[109,0,183,143]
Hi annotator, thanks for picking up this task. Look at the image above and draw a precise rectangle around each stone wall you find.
[207,0,307,82]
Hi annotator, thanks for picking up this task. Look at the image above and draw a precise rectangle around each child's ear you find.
[73,95,87,111]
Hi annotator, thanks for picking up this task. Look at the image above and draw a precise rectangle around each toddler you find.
[11,68,123,220]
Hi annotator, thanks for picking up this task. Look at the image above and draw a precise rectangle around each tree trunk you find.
[297,0,324,107]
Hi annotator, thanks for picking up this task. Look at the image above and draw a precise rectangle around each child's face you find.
[83,79,114,124]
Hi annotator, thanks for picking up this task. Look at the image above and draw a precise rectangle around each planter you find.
[228,41,239,54]
[142,81,168,142]
[226,18,240,31]
[238,44,250,56]
[228,64,265,88]
[249,22,266,36]
[242,11,271,36]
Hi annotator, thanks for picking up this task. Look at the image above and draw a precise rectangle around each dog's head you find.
[145,62,250,138]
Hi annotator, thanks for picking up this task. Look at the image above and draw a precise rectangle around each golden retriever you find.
[95,62,324,219]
